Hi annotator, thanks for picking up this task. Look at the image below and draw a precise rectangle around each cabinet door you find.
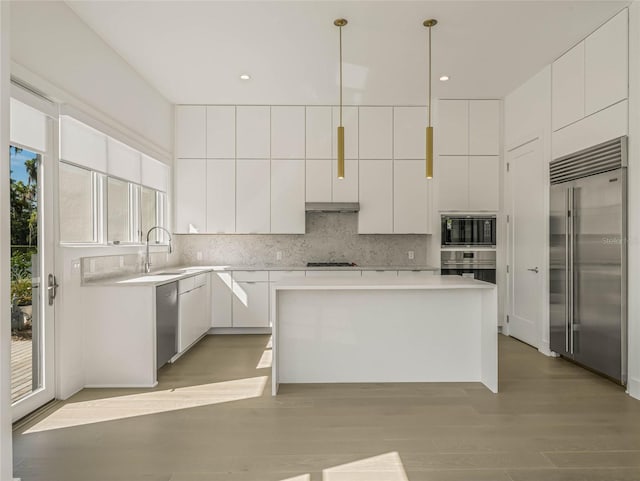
[271,159,305,234]
[358,107,392,159]
[236,106,270,158]
[211,272,233,328]
[394,107,425,159]
[435,155,468,211]
[552,42,585,131]
[175,106,206,158]
[361,270,398,278]
[271,106,305,159]
[585,9,628,116]
[206,106,235,158]
[193,281,211,339]
[306,106,332,159]
[179,287,208,352]
[436,100,469,155]
[394,159,429,234]
[305,271,362,278]
[469,100,500,155]
[358,159,393,233]
[206,159,236,233]
[175,158,206,233]
[232,281,270,327]
[468,156,499,211]
[332,158,358,202]
[306,159,332,202]
[332,106,358,160]
[236,159,270,233]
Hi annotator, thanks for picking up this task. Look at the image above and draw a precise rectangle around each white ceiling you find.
[66,1,628,105]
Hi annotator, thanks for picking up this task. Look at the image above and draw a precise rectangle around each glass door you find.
[10,99,56,421]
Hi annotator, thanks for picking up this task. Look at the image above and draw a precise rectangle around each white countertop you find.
[273,275,495,291]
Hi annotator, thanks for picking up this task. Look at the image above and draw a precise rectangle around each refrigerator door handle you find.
[565,188,571,353]
[568,186,575,355]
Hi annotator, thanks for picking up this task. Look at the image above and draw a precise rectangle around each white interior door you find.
[508,138,545,347]
[9,97,56,421]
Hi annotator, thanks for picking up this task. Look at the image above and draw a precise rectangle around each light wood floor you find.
[13,334,640,481]
[11,339,32,403]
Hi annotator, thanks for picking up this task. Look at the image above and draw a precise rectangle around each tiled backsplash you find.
[178,213,431,267]
[81,249,179,283]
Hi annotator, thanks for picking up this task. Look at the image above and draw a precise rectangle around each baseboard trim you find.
[538,341,557,357]
[627,376,640,400]
[84,382,157,389]
[209,328,272,335]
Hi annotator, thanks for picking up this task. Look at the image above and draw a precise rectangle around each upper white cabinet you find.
[394,107,425,159]
[107,138,140,183]
[585,9,628,116]
[271,106,305,159]
[60,117,108,172]
[436,100,469,156]
[435,156,469,211]
[468,156,499,211]
[393,159,430,234]
[175,158,206,233]
[306,158,332,203]
[236,106,270,159]
[332,159,359,202]
[271,159,305,234]
[206,159,236,233]
[552,43,585,131]
[359,107,392,159]
[332,106,358,159]
[359,159,393,233]
[236,159,270,233]
[469,101,500,155]
[175,106,206,158]
[206,106,235,159]
[306,107,332,159]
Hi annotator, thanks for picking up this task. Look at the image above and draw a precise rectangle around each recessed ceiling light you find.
[240,74,251,80]
[439,75,450,82]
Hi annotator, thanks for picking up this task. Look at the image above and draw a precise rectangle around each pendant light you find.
[423,18,437,179]
[334,18,347,179]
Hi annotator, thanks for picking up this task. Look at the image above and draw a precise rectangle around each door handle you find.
[527,267,539,273]
[47,274,59,306]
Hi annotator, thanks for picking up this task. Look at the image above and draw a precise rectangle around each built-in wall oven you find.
[441,214,496,247]
[440,250,496,284]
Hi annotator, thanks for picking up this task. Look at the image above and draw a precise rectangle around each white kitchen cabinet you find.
[271,159,305,234]
[436,100,469,155]
[398,270,436,278]
[107,138,140,183]
[358,107,392,159]
[332,158,358,202]
[206,106,235,158]
[361,270,398,278]
[175,158,206,233]
[469,101,500,155]
[306,107,332,159]
[306,158,332,202]
[206,159,236,233]
[232,278,270,327]
[175,106,206,158]
[552,42,585,131]
[393,107,425,159]
[393,159,429,234]
[236,106,270,158]
[585,9,628,116]
[468,156,499,211]
[178,277,210,352]
[358,159,393,233]
[435,155,468,211]
[236,159,270,233]
[60,117,108,172]
[211,272,233,328]
[332,106,358,159]
[305,270,362,278]
[269,271,306,282]
[271,106,305,159]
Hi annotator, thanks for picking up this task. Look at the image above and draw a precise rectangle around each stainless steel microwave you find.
[441,215,496,247]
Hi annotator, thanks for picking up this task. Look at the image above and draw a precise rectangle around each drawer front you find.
[305,270,362,278]
[193,273,209,288]
[178,276,195,294]
[269,270,306,282]
[233,270,269,282]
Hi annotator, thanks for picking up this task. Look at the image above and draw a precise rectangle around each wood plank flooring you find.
[12,334,640,481]
[11,339,32,403]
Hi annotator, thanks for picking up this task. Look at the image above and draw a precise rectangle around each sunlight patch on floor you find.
[257,348,273,369]
[323,452,409,481]
[24,376,268,434]
[280,476,311,481]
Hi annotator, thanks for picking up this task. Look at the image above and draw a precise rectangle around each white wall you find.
[0,2,12,479]
[10,1,173,162]
[503,66,553,356]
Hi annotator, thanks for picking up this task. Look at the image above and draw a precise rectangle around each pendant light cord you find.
[428,24,432,128]
[339,24,343,126]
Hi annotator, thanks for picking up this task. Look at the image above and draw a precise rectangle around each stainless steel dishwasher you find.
[156,281,178,368]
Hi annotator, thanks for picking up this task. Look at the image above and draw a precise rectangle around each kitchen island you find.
[271,275,498,394]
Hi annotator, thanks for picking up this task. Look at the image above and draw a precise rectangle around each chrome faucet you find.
[144,226,173,273]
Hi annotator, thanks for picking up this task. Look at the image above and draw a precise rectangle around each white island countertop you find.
[272,275,494,291]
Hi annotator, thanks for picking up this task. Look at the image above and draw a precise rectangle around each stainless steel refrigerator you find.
[549,136,627,384]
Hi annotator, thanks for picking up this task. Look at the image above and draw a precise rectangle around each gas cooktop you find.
[306,262,357,267]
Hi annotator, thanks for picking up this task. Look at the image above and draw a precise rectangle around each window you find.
[59,162,96,243]
[107,177,132,244]
[141,187,168,244]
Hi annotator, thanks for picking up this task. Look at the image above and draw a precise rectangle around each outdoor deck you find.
[11,339,32,403]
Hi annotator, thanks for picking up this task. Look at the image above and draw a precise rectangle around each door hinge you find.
[506,162,510,172]
[506,315,510,323]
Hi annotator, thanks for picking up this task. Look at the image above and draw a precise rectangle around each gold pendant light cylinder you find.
[337,126,345,179]
[426,126,433,179]
[424,18,437,179]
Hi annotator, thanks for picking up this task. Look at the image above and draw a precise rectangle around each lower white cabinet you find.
[397,270,436,278]
[211,272,233,328]
[232,279,270,327]
[361,270,398,278]
[178,275,210,352]
[305,270,362,278]
[358,159,393,233]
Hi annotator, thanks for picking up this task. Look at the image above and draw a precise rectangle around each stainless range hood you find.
[305,202,360,213]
